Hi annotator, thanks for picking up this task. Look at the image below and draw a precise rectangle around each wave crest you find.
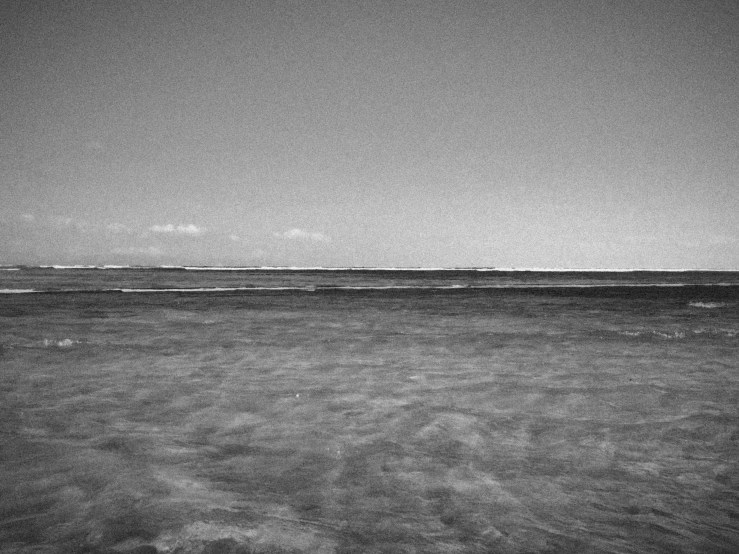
[43,338,78,348]
[689,301,729,309]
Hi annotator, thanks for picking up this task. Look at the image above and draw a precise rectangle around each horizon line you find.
[2,264,739,272]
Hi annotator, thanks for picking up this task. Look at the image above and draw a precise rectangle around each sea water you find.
[1,268,738,553]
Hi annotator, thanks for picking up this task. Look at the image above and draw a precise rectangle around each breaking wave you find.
[1,284,734,294]
[617,328,738,339]
[689,301,729,309]
[42,338,79,348]
[0,289,37,294]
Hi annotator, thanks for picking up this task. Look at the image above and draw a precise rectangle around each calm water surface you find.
[1,269,738,553]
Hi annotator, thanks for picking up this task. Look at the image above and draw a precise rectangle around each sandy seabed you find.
[1,291,738,553]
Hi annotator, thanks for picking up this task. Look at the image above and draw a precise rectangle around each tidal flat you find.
[1,284,738,553]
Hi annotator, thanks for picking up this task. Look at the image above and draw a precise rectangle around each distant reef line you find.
[2,265,738,272]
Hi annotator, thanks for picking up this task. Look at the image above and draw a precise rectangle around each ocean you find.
[1,267,738,553]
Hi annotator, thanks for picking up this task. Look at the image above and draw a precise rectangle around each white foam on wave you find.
[689,302,729,309]
[45,265,98,269]
[118,287,249,293]
[652,330,686,340]
[171,265,733,272]
[2,282,736,295]
[9,265,739,273]
[108,283,711,293]
[618,327,738,339]
[102,284,466,293]
[116,286,317,293]
[43,338,78,348]
[693,327,739,337]
[329,284,469,290]
[184,266,252,271]
[0,289,38,294]
[616,329,687,340]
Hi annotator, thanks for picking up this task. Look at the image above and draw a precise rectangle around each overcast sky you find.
[2,0,738,268]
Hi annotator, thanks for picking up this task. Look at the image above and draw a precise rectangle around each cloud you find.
[112,246,163,257]
[275,228,331,242]
[150,223,205,236]
[16,214,92,230]
[51,216,88,231]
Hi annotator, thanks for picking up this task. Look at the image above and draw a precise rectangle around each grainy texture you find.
[1,269,738,553]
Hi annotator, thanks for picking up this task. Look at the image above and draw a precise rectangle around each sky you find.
[2,0,738,268]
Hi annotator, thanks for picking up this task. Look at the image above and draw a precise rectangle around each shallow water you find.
[1,270,738,553]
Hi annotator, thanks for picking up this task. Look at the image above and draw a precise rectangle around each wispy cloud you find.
[275,228,331,242]
[16,214,92,234]
[112,246,163,257]
[150,224,205,236]
[52,216,88,231]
